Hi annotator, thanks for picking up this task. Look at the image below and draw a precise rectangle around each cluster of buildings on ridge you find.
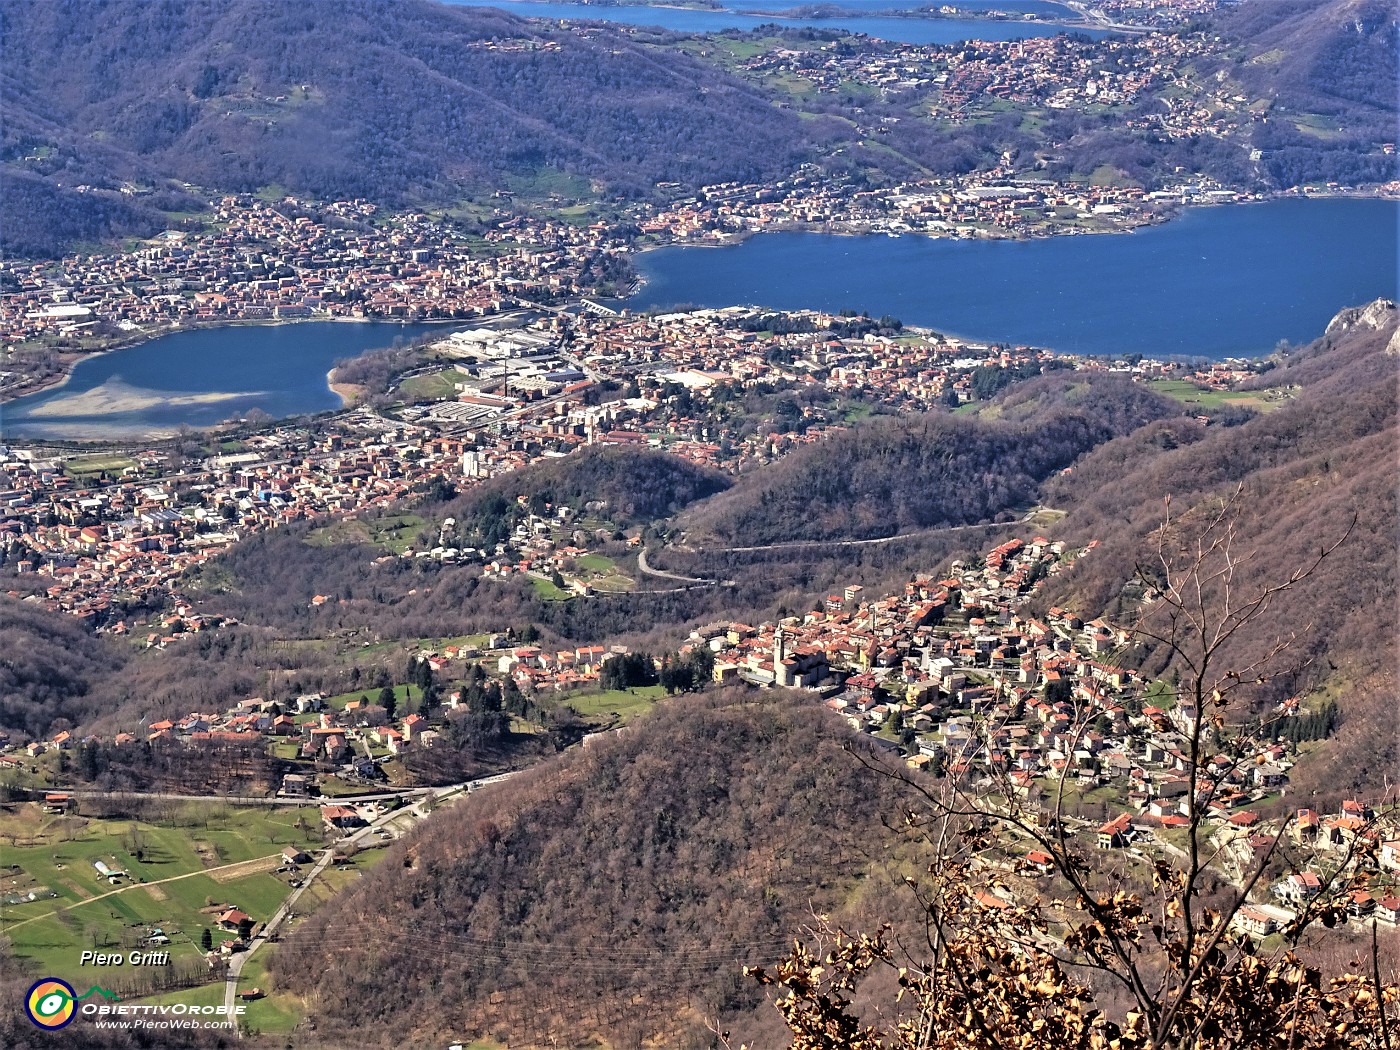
[670,534,1400,933]
[7,633,636,783]
[733,30,1213,117]
[1089,0,1230,29]
[7,514,1395,935]
[0,422,478,629]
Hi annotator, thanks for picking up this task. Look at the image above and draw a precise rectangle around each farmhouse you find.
[217,907,252,932]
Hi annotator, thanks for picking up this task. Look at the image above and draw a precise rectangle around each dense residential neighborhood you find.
[3,301,1197,628]
[0,0,1395,1042]
[0,194,628,385]
[685,536,1398,932]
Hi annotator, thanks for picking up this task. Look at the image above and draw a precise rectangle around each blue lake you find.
[625,197,1400,360]
[2,198,1394,438]
[0,322,458,440]
[444,0,1106,44]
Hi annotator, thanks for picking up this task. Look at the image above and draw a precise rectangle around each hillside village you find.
[727,27,1217,120]
[684,535,1399,934]
[10,531,1396,944]
[0,3,1395,1041]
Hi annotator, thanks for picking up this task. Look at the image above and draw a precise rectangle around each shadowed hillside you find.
[677,375,1181,547]
[0,596,130,739]
[1218,0,1397,113]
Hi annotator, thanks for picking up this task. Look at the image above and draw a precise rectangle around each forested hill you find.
[1206,0,1398,187]
[676,375,1182,546]
[441,443,732,528]
[271,692,917,1047]
[0,596,130,740]
[4,0,1394,257]
[1035,301,1399,803]
[0,0,814,255]
[1216,0,1396,115]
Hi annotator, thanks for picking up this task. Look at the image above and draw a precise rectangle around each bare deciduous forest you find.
[271,691,920,1048]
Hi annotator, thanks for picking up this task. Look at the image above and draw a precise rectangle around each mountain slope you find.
[1209,0,1399,186]
[0,596,130,739]
[271,692,915,1047]
[1035,301,1399,801]
[3,0,1393,257]
[0,0,812,251]
[677,375,1182,546]
[1220,0,1398,113]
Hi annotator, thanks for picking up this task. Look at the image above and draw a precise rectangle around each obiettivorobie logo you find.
[24,978,122,1029]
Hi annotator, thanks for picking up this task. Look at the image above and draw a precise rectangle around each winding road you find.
[635,507,1053,582]
[635,546,726,588]
[64,787,435,807]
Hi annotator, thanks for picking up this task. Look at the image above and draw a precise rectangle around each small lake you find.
[444,0,1107,44]
[0,322,458,440]
[625,197,1400,360]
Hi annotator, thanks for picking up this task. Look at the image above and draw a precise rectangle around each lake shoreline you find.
[624,189,1392,299]
[7,190,1386,408]
[327,370,368,407]
[445,0,1116,41]
[4,195,1392,440]
[624,195,1397,361]
[625,193,1208,296]
[1,318,475,442]
[2,316,467,408]
[452,0,1115,32]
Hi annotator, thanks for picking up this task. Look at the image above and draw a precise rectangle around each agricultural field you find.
[228,952,305,1036]
[1146,378,1290,413]
[349,631,494,664]
[1142,678,1180,711]
[126,842,392,1029]
[319,681,417,714]
[572,552,634,593]
[0,801,324,994]
[530,576,572,601]
[526,546,636,600]
[554,684,667,726]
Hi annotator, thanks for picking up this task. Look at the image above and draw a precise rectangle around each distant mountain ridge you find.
[0,0,813,253]
[2,0,1394,256]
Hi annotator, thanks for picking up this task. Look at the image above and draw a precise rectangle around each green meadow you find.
[0,802,323,989]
